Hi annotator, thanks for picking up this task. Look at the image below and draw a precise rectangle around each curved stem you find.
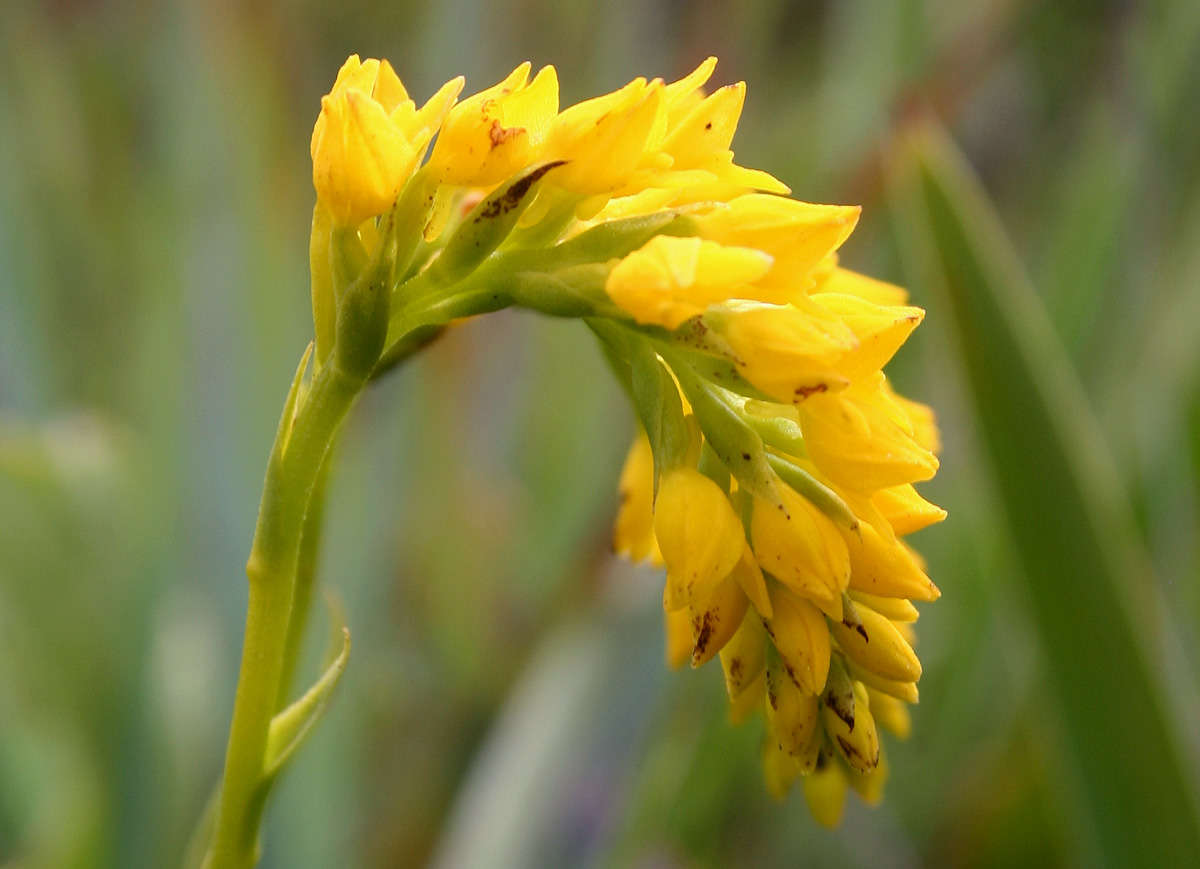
[275,445,335,710]
[207,361,364,869]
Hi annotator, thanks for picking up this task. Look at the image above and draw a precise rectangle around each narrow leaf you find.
[264,626,350,778]
[890,122,1200,866]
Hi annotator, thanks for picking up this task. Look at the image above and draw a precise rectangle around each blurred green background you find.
[2,0,1199,866]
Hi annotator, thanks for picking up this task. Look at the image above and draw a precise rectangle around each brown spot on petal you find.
[488,118,523,148]
[793,383,829,400]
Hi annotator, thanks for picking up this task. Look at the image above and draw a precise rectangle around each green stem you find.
[275,445,334,710]
[207,361,364,869]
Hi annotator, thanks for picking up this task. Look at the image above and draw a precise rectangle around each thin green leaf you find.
[264,626,350,778]
[889,122,1200,866]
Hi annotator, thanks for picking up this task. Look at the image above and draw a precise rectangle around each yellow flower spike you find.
[654,467,745,610]
[720,608,768,699]
[664,607,693,670]
[798,374,939,493]
[750,486,850,611]
[426,63,560,187]
[829,602,923,683]
[822,678,880,774]
[543,78,665,195]
[811,292,925,381]
[689,572,749,667]
[866,687,912,739]
[703,299,857,404]
[605,235,773,329]
[815,266,911,306]
[870,484,947,536]
[803,755,849,828]
[693,194,861,290]
[844,520,941,602]
[731,543,772,618]
[849,590,919,623]
[848,744,890,805]
[763,587,831,696]
[765,652,820,755]
[613,433,662,565]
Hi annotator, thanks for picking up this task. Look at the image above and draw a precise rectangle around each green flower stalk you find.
[201,53,945,867]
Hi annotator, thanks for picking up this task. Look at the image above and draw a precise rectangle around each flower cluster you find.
[309,54,944,826]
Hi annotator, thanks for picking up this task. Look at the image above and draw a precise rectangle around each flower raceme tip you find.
[304,53,945,829]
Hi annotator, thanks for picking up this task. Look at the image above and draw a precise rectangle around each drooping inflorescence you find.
[309,53,944,826]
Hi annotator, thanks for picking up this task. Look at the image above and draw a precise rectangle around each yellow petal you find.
[707,298,856,403]
[694,195,860,289]
[655,467,745,609]
[811,292,924,380]
[764,587,831,696]
[798,374,939,493]
[688,572,749,667]
[665,606,692,670]
[815,266,909,306]
[605,235,772,328]
[750,486,850,609]
[843,520,941,602]
[613,432,662,565]
[829,603,922,683]
[803,757,848,828]
[720,608,767,699]
[870,484,947,536]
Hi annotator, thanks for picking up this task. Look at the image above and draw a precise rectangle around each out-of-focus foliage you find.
[0,1,1197,867]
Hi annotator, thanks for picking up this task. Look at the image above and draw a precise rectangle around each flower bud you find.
[311,56,462,227]
[606,235,772,329]
[655,467,745,610]
[751,486,850,615]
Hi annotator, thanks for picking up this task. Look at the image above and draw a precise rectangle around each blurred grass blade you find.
[889,122,1200,866]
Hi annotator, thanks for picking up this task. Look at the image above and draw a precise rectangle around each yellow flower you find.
[692,194,861,294]
[542,78,666,196]
[811,292,925,381]
[426,63,559,188]
[703,297,858,403]
[311,55,462,226]
[653,467,745,611]
[605,235,773,328]
[798,372,939,493]
[750,485,850,618]
[613,432,662,565]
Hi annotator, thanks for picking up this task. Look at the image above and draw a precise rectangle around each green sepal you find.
[387,166,441,285]
[538,211,696,269]
[765,453,859,530]
[333,245,391,382]
[508,263,624,319]
[426,161,565,286]
[665,353,782,508]
[591,321,690,482]
[697,440,730,491]
[660,344,776,402]
[263,625,351,778]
